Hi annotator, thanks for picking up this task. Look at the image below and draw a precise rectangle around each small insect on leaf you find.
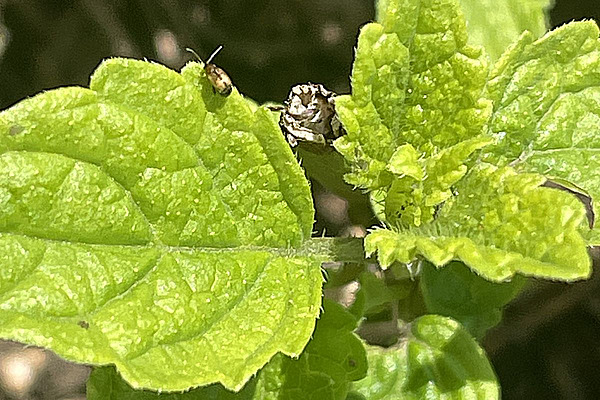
[186,45,233,97]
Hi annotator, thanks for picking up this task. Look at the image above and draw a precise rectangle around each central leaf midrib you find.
[0,232,315,254]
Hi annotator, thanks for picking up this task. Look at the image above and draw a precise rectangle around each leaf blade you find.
[482,20,600,243]
[459,0,552,60]
[0,58,322,392]
[420,261,526,338]
[0,233,324,391]
[253,300,367,400]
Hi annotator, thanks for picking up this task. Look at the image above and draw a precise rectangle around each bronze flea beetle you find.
[186,45,233,96]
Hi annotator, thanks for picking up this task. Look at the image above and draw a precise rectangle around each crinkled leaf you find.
[334,0,493,231]
[384,136,491,227]
[253,299,367,400]
[348,315,499,399]
[520,151,600,244]
[481,21,600,244]
[364,19,599,280]
[87,366,256,399]
[420,261,526,338]
[459,0,552,60]
[335,0,492,191]
[387,144,423,180]
[366,164,591,282]
[0,58,323,391]
[484,21,600,165]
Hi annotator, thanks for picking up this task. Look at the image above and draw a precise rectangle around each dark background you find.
[1,1,600,399]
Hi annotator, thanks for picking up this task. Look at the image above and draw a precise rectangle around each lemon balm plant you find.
[0,0,598,398]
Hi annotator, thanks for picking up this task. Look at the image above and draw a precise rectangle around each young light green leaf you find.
[253,299,367,400]
[384,136,492,227]
[335,0,492,191]
[520,152,600,244]
[420,261,526,338]
[366,164,591,282]
[387,144,423,180]
[0,58,323,392]
[348,315,499,399]
[459,0,552,60]
[482,21,600,244]
[485,21,600,165]
[87,366,257,400]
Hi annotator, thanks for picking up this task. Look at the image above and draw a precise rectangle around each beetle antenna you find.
[185,47,203,62]
[206,45,223,65]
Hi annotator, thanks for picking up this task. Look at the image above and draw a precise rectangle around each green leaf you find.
[86,299,369,400]
[0,58,323,391]
[485,21,600,165]
[361,18,599,281]
[335,0,492,191]
[334,0,494,232]
[481,21,600,244]
[387,144,424,180]
[356,271,411,316]
[519,152,600,244]
[384,136,492,227]
[253,299,368,400]
[348,315,499,399]
[87,366,257,400]
[420,261,526,338]
[366,164,591,282]
[459,0,552,61]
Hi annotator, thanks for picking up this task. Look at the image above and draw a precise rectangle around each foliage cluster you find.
[0,0,597,398]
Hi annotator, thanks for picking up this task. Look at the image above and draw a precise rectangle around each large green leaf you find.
[459,0,552,61]
[0,58,324,391]
[482,21,600,243]
[348,315,499,399]
[366,164,591,282]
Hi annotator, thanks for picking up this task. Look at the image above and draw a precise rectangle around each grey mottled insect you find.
[279,83,346,148]
[186,46,233,96]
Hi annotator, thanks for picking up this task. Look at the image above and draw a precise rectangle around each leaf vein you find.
[125,256,272,360]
